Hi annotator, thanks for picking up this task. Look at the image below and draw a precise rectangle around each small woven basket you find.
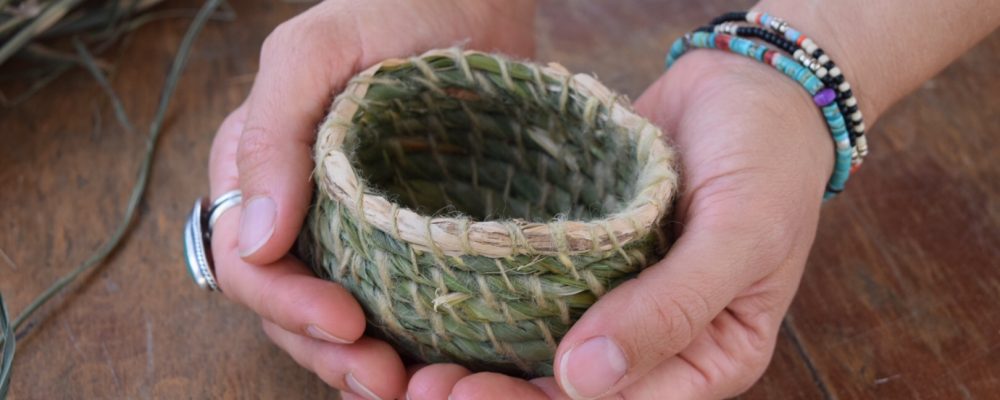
[299,49,678,376]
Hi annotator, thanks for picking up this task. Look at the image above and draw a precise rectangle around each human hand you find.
[406,49,836,400]
[207,1,535,398]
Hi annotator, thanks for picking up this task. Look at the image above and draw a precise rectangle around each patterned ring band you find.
[183,190,242,292]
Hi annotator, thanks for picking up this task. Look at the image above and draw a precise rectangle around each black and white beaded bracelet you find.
[707,11,869,165]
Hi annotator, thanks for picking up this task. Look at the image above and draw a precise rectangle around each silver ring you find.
[184,190,242,291]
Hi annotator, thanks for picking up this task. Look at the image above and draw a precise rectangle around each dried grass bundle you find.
[0,0,232,106]
[0,1,223,395]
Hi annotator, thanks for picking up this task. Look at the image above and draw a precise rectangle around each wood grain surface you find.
[1,1,996,399]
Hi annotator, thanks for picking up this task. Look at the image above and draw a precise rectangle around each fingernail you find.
[346,373,383,400]
[238,195,276,257]
[558,336,628,399]
[305,324,352,344]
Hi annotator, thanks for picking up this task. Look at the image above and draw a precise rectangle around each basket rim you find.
[313,48,678,259]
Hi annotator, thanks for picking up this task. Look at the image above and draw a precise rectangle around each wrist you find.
[652,50,835,189]
[748,0,885,124]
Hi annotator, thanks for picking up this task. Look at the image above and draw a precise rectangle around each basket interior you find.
[344,55,641,222]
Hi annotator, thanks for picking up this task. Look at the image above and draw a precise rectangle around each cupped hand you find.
[207,1,534,398]
[408,50,836,399]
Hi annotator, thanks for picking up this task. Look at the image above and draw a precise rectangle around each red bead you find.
[796,35,807,46]
[764,50,776,65]
[717,34,731,50]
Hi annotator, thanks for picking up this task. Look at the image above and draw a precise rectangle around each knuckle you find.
[726,355,772,397]
[253,272,290,323]
[260,15,331,65]
[637,283,712,352]
[716,327,776,397]
[219,108,246,135]
[737,336,776,390]
[747,217,800,272]
[755,204,801,250]
[681,347,771,400]
[236,128,280,177]
[256,12,357,85]
[260,19,298,58]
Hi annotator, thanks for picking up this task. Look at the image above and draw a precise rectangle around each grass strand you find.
[0,0,222,396]
[0,292,13,400]
[0,0,85,65]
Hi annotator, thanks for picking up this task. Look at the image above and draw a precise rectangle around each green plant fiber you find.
[0,1,222,396]
[299,51,677,377]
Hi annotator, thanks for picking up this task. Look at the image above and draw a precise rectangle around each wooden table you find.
[1,1,996,398]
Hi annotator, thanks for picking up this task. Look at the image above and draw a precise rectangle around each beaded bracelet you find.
[666,31,852,198]
[697,23,865,167]
[710,11,869,162]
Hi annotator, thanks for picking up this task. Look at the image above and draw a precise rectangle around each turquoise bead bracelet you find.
[709,11,870,165]
[747,11,868,164]
[667,31,852,199]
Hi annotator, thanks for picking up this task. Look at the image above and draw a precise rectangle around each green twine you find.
[0,0,222,396]
[0,293,13,400]
[0,0,235,107]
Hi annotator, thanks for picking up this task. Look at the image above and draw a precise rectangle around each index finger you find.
[234,15,362,263]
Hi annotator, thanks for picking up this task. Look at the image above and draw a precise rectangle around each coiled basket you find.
[299,49,678,377]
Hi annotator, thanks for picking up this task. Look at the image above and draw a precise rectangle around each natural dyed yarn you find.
[298,49,678,376]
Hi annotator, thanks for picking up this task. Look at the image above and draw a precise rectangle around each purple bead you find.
[813,88,837,106]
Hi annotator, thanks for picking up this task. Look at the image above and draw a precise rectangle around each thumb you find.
[235,21,361,263]
[553,195,797,399]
